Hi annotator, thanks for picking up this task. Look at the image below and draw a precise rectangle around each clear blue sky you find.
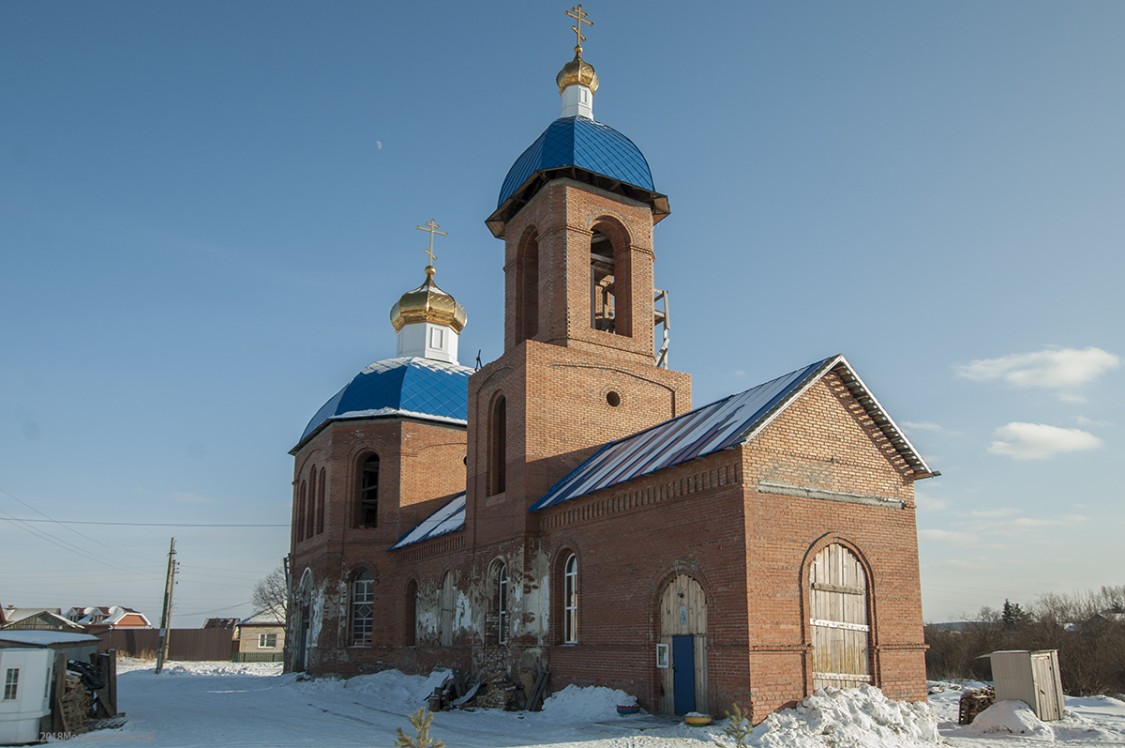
[2,1,1122,626]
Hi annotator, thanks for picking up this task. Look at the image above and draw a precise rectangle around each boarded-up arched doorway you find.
[809,543,871,689]
[659,574,708,715]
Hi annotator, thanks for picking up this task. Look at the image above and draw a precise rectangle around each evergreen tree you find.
[1001,598,1026,628]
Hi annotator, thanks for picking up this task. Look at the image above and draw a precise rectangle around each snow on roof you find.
[3,607,64,624]
[389,493,466,551]
[67,605,151,627]
[0,631,99,647]
[532,354,934,511]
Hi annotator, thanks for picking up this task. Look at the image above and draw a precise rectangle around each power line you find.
[176,601,251,617]
[0,486,150,564]
[0,518,288,528]
[0,507,127,570]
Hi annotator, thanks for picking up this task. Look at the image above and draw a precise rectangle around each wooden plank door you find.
[810,544,871,689]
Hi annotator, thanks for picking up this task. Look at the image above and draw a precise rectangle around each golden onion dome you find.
[556,51,599,95]
[389,266,467,333]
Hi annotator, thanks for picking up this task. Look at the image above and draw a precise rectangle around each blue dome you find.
[298,357,473,445]
[486,116,670,237]
[497,117,654,207]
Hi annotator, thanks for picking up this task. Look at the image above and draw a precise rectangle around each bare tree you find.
[252,564,289,621]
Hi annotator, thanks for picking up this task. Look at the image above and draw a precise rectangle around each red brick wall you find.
[740,372,927,720]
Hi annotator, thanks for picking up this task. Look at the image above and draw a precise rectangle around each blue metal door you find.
[672,634,696,714]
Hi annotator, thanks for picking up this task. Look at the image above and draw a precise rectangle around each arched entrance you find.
[658,574,708,715]
[809,543,871,689]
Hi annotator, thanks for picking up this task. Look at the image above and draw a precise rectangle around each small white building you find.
[0,631,102,743]
[0,647,52,745]
[990,649,1065,721]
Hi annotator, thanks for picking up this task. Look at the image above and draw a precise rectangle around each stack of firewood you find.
[58,673,91,734]
[958,685,997,725]
[474,671,521,710]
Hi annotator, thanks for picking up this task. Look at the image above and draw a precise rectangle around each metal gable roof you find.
[530,355,935,512]
[298,357,473,446]
[388,492,466,551]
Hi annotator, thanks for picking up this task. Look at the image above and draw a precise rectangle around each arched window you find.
[405,579,418,646]
[296,480,307,542]
[494,561,509,645]
[588,223,632,337]
[305,464,317,538]
[809,543,871,689]
[488,395,506,495]
[515,228,539,342]
[350,569,374,646]
[358,454,379,528]
[439,571,454,647]
[563,554,578,644]
[590,230,615,333]
[315,467,326,535]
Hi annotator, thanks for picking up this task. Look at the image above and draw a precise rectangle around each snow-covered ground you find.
[51,661,1125,747]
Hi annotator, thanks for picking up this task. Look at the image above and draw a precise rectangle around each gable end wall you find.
[740,371,926,719]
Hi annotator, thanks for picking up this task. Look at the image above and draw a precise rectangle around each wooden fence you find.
[99,628,236,661]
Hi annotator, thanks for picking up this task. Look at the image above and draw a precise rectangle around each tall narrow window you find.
[439,572,454,647]
[563,554,578,644]
[296,480,307,541]
[516,229,539,342]
[305,464,317,538]
[495,562,509,645]
[358,455,379,527]
[3,668,18,700]
[315,467,326,535]
[590,231,615,333]
[405,579,418,646]
[350,569,374,646]
[488,396,506,495]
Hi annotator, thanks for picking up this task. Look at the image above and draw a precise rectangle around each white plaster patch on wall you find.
[335,578,350,642]
[454,589,475,636]
[309,582,326,645]
[416,580,440,641]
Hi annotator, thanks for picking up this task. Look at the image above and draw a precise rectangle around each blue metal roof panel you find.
[530,357,837,511]
[388,492,466,551]
[497,117,655,207]
[300,358,473,443]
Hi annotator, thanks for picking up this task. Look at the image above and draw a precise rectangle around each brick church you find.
[285,7,935,722]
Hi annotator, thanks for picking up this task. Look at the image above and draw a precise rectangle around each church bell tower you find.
[468,5,691,547]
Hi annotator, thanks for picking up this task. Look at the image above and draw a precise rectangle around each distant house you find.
[1,607,84,632]
[65,606,152,633]
[234,612,285,663]
[203,617,239,629]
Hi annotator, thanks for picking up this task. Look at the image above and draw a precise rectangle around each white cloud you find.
[1011,514,1087,528]
[988,422,1103,460]
[919,528,978,545]
[955,347,1119,396]
[969,507,1020,518]
[914,488,948,512]
[903,421,944,432]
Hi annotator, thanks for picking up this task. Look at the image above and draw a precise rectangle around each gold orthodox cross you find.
[415,218,447,266]
[565,4,593,54]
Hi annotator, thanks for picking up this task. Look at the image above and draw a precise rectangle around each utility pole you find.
[155,537,177,673]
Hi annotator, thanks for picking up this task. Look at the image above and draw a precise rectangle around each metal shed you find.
[989,649,1065,721]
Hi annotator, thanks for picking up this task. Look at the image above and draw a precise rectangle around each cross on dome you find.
[564,4,593,56]
[415,218,447,269]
